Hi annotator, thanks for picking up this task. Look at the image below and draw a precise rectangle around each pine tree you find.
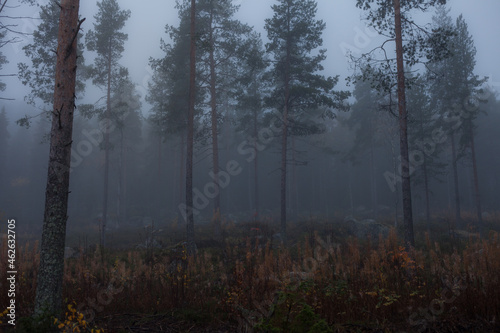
[148,1,208,234]
[345,73,384,216]
[186,0,197,255]
[109,74,142,228]
[429,9,486,233]
[85,0,130,247]
[406,75,446,227]
[354,0,451,249]
[265,0,348,239]
[196,0,252,237]
[34,0,83,318]
[233,33,268,221]
[18,1,86,118]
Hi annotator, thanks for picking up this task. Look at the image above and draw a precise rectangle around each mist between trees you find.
[0,0,499,238]
[1,0,500,331]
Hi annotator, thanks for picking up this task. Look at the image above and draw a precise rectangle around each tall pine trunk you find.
[450,131,461,230]
[280,102,288,238]
[253,100,259,221]
[208,4,221,239]
[468,122,482,234]
[118,129,126,228]
[186,0,196,255]
[179,134,185,217]
[393,0,415,249]
[34,0,82,317]
[101,37,112,248]
[419,121,431,229]
[280,5,291,239]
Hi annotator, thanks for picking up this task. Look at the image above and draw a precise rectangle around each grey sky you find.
[2,0,500,116]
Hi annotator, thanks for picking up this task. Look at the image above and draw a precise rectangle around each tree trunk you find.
[369,141,378,217]
[280,101,288,238]
[450,131,461,230]
[185,0,196,255]
[179,134,185,218]
[393,0,414,250]
[291,136,298,220]
[101,36,112,249]
[469,122,482,234]
[34,0,81,317]
[252,92,259,221]
[419,122,431,230]
[280,4,291,239]
[118,129,126,228]
[209,3,221,239]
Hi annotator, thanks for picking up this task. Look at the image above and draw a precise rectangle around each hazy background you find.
[2,0,499,110]
[1,0,499,240]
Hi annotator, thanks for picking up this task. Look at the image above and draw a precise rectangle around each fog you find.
[1,0,500,238]
[2,0,500,330]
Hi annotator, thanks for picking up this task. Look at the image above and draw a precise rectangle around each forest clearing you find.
[1,213,500,332]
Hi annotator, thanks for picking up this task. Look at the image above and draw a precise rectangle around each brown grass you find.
[1,221,500,332]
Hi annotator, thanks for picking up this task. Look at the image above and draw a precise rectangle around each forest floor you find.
[1,212,500,332]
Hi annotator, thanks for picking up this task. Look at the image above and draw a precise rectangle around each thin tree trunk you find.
[101,36,112,248]
[117,130,124,229]
[419,121,431,229]
[469,122,482,234]
[179,134,185,216]
[423,155,431,229]
[280,4,291,239]
[186,0,196,255]
[291,136,298,220]
[348,165,354,216]
[370,142,378,217]
[393,0,414,249]
[119,129,127,227]
[450,131,461,230]
[253,98,259,221]
[34,0,82,317]
[209,3,221,239]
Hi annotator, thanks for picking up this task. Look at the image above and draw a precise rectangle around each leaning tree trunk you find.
[185,0,196,255]
[34,0,82,317]
[393,0,415,250]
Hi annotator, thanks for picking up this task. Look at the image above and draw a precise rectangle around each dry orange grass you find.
[1,228,499,331]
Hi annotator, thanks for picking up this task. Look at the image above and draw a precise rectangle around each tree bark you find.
[101,35,112,248]
[253,95,259,221]
[280,3,291,240]
[186,0,196,255]
[419,121,431,230]
[393,0,414,249]
[179,134,185,218]
[369,141,378,217]
[208,2,221,239]
[450,131,461,230]
[34,0,81,317]
[118,129,126,228]
[469,122,482,234]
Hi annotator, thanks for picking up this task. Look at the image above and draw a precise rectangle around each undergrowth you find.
[1,220,499,332]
